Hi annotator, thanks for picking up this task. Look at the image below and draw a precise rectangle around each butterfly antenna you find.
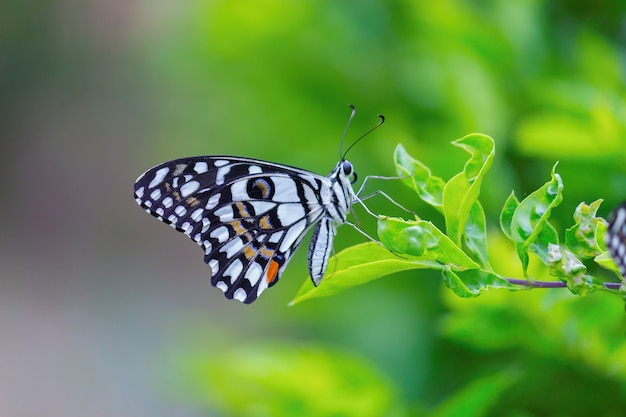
[341,113,385,160]
[339,104,358,160]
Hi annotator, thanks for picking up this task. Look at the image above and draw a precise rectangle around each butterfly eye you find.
[342,160,353,176]
[341,160,358,184]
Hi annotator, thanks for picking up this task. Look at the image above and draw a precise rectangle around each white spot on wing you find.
[214,205,234,222]
[216,281,228,292]
[135,187,145,198]
[214,160,229,167]
[180,180,200,197]
[244,262,263,286]
[256,274,270,298]
[271,177,298,202]
[191,208,204,222]
[219,239,243,258]
[206,194,220,210]
[230,180,247,200]
[202,218,210,233]
[208,259,219,276]
[162,197,173,208]
[215,166,231,186]
[233,288,247,302]
[268,231,284,243]
[194,162,209,173]
[280,219,307,252]
[210,226,230,243]
[277,203,305,225]
[175,205,187,217]
[150,189,161,200]
[248,165,262,174]
[149,167,169,188]
[223,259,243,284]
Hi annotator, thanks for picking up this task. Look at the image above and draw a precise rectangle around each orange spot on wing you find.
[259,246,274,258]
[231,220,246,235]
[243,245,256,260]
[235,202,250,217]
[266,260,280,284]
[186,197,200,207]
[259,215,272,229]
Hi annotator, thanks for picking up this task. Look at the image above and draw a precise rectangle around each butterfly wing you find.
[607,202,626,278]
[134,156,329,303]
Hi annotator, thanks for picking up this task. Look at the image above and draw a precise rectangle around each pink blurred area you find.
[0,1,240,415]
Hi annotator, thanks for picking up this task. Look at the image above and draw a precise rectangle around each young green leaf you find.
[463,202,491,270]
[565,200,607,258]
[442,268,516,298]
[378,216,479,269]
[394,144,445,210]
[499,192,520,239]
[546,243,596,295]
[442,134,495,246]
[509,163,563,275]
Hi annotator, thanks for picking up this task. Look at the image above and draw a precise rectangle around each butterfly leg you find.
[354,174,410,197]
[354,174,416,217]
[353,190,416,218]
[344,220,382,244]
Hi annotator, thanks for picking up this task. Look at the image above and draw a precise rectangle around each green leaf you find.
[463,201,491,270]
[442,268,515,298]
[509,163,563,275]
[394,143,445,210]
[430,371,518,417]
[595,251,622,277]
[546,243,596,295]
[378,216,478,269]
[499,192,519,239]
[289,242,439,306]
[565,200,606,258]
[442,134,495,245]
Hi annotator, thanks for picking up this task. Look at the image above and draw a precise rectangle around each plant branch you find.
[505,278,622,291]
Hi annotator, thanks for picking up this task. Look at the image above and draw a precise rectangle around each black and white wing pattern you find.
[606,202,626,279]
[134,156,356,303]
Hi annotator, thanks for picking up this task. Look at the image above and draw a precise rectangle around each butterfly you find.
[133,106,384,303]
[606,202,626,279]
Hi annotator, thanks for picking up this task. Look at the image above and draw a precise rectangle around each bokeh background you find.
[2,0,626,416]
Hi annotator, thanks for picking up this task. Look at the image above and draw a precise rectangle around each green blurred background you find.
[2,0,626,416]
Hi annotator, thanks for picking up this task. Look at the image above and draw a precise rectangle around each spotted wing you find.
[134,156,328,303]
[606,202,626,278]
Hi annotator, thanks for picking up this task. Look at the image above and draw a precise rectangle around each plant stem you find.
[505,278,622,290]
[505,278,566,288]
